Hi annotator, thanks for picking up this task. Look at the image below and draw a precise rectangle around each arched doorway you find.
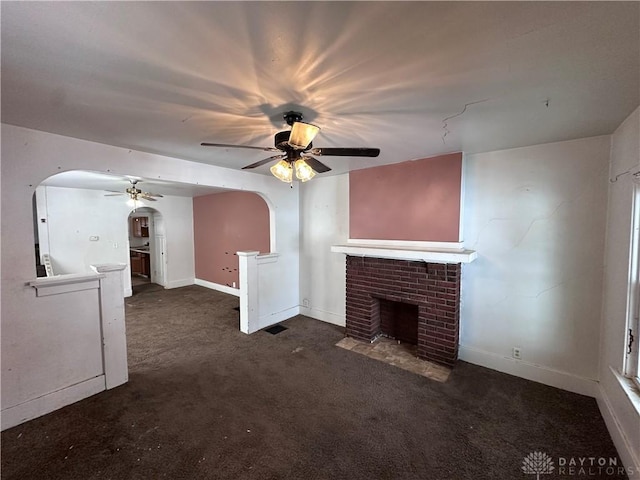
[127,207,166,292]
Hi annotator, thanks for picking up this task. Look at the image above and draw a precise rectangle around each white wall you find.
[300,136,611,397]
[598,106,640,469]
[36,186,194,296]
[460,136,610,395]
[1,286,104,411]
[299,174,349,325]
[1,124,300,417]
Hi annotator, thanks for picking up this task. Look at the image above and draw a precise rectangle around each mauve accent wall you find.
[193,191,270,287]
[349,153,462,242]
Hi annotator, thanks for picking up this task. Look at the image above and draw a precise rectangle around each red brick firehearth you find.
[345,256,461,366]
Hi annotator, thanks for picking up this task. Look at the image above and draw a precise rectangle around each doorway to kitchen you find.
[128,207,166,293]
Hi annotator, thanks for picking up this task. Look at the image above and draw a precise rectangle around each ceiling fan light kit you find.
[201,110,380,184]
[294,159,316,182]
[288,121,320,150]
[104,179,163,209]
[270,160,293,183]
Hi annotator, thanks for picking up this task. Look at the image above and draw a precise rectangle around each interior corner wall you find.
[349,153,462,242]
[299,174,349,325]
[193,191,270,288]
[461,136,610,396]
[598,106,640,469]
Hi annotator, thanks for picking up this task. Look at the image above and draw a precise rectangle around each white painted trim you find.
[92,264,128,390]
[611,366,640,416]
[28,273,103,297]
[458,345,599,398]
[238,251,260,334]
[332,244,477,264]
[597,382,640,472]
[124,288,133,298]
[91,263,127,273]
[348,238,465,250]
[164,278,194,289]
[623,184,640,378]
[459,153,467,243]
[259,305,300,329]
[257,253,279,265]
[1,376,105,431]
[253,193,278,253]
[194,278,240,297]
[300,306,345,327]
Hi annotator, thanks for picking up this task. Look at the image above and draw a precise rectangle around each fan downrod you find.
[283,111,303,126]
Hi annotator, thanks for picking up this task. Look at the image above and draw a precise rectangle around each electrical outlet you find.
[303,298,310,308]
[512,347,522,360]
[232,282,236,288]
[89,236,99,241]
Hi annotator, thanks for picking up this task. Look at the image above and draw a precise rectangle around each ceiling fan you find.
[201,111,380,183]
[104,179,163,202]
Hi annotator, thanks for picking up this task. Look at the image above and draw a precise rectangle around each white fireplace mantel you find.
[331,239,477,264]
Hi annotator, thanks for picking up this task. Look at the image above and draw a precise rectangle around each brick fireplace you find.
[345,256,461,366]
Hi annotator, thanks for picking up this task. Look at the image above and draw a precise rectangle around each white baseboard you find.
[194,278,240,297]
[165,278,194,289]
[458,345,599,398]
[597,384,640,474]
[300,306,345,327]
[124,288,132,298]
[1,376,105,431]
[259,305,300,330]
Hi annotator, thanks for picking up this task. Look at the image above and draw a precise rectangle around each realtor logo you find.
[522,451,555,479]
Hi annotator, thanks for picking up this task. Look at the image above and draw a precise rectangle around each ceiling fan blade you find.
[302,155,332,173]
[104,192,125,196]
[309,147,380,157]
[242,154,286,170]
[143,192,163,198]
[201,142,280,152]
[139,195,157,201]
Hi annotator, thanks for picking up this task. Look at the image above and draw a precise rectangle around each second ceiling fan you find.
[201,111,380,183]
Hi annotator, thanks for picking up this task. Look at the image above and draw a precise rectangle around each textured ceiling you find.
[2,2,638,178]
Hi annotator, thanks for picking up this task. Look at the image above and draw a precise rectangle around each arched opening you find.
[30,170,192,296]
[32,170,275,296]
[127,207,166,294]
[192,190,271,290]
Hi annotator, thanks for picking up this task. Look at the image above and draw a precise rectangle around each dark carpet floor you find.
[1,285,625,479]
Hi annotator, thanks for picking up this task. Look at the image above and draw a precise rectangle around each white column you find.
[91,263,128,389]
[237,251,259,334]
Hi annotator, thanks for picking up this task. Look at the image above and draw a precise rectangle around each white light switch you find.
[89,236,99,241]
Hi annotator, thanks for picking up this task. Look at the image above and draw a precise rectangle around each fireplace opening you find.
[345,256,461,366]
[378,298,419,345]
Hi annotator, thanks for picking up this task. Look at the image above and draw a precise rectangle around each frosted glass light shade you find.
[126,197,144,210]
[294,159,316,182]
[270,160,293,183]
[288,122,320,149]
